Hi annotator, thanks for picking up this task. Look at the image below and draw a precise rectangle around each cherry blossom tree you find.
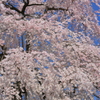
[0,0,100,100]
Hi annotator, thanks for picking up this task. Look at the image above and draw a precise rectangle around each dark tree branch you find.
[21,0,29,16]
[2,1,21,13]
[28,3,44,6]
[0,45,7,61]
[26,0,29,4]
[2,1,69,17]
[93,93,100,99]
[26,41,30,52]
[23,0,27,4]
[44,6,69,14]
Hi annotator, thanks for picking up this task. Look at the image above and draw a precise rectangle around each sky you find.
[91,2,100,47]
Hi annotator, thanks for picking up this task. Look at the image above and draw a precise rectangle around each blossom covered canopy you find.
[0,0,100,100]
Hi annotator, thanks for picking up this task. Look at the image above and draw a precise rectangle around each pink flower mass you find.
[0,0,100,100]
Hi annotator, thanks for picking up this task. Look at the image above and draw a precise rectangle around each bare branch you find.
[28,3,44,6]
[21,0,29,15]
[44,6,69,13]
